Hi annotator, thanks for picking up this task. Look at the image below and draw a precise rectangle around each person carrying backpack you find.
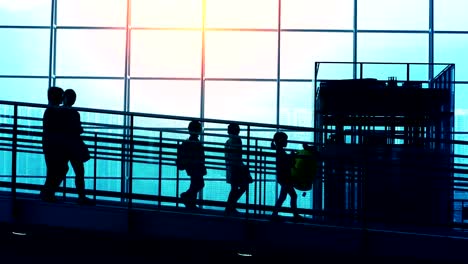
[177,120,207,209]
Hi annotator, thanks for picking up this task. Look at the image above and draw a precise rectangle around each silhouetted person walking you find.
[40,86,69,202]
[270,132,303,222]
[178,120,207,209]
[62,89,94,205]
[224,123,252,215]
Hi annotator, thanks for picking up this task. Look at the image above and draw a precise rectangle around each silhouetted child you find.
[62,89,94,205]
[40,86,69,202]
[224,123,252,216]
[270,132,303,222]
[179,120,207,209]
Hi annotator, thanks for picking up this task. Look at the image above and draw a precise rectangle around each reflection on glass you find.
[0,0,51,26]
[204,81,277,124]
[281,0,353,29]
[281,32,353,79]
[0,29,50,76]
[435,34,468,82]
[205,31,277,78]
[56,29,126,76]
[132,0,202,28]
[131,30,201,77]
[57,0,127,27]
[358,0,428,30]
[205,0,277,29]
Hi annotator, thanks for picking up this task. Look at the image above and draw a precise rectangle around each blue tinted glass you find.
[0,28,50,76]
[358,0,428,30]
[56,29,126,77]
[435,34,468,82]
[0,78,49,103]
[0,0,51,26]
[281,32,353,79]
[279,81,314,128]
[435,0,468,31]
[55,78,125,111]
[281,0,353,29]
[358,33,428,64]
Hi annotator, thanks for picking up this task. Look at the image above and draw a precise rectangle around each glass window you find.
[435,34,468,82]
[435,0,468,31]
[0,29,50,76]
[281,0,353,30]
[56,29,126,77]
[357,63,427,82]
[358,0,428,30]
[357,33,428,65]
[55,78,125,111]
[205,31,277,79]
[279,82,314,128]
[130,80,201,118]
[0,78,49,104]
[280,32,353,80]
[205,0,278,29]
[455,84,468,131]
[131,0,202,28]
[131,30,202,78]
[204,81,277,124]
[57,0,127,27]
[0,0,51,26]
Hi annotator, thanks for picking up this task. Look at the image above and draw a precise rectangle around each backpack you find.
[291,148,317,191]
[176,142,188,171]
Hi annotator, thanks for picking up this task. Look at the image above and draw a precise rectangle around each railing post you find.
[245,125,251,219]
[128,115,134,209]
[176,141,180,208]
[11,105,18,200]
[93,133,97,202]
[158,131,163,209]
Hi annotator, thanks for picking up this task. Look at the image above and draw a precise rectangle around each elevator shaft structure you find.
[314,62,454,226]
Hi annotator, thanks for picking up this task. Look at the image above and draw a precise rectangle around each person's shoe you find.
[293,214,304,223]
[40,192,57,203]
[224,208,240,216]
[77,196,95,206]
[270,213,281,222]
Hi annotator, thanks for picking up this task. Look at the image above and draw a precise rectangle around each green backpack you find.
[291,148,317,191]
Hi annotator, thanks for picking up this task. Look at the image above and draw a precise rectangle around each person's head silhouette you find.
[48,86,64,106]
[227,123,240,136]
[271,132,288,149]
[188,120,202,136]
[63,89,76,107]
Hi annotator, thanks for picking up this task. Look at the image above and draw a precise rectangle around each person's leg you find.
[45,156,69,200]
[40,154,57,201]
[286,185,303,221]
[272,185,288,217]
[70,159,85,196]
[225,184,237,213]
[183,174,204,208]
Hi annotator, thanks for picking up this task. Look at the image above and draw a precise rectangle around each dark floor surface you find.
[0,223,465,264]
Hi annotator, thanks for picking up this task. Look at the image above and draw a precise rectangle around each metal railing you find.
[1,99,468,229]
